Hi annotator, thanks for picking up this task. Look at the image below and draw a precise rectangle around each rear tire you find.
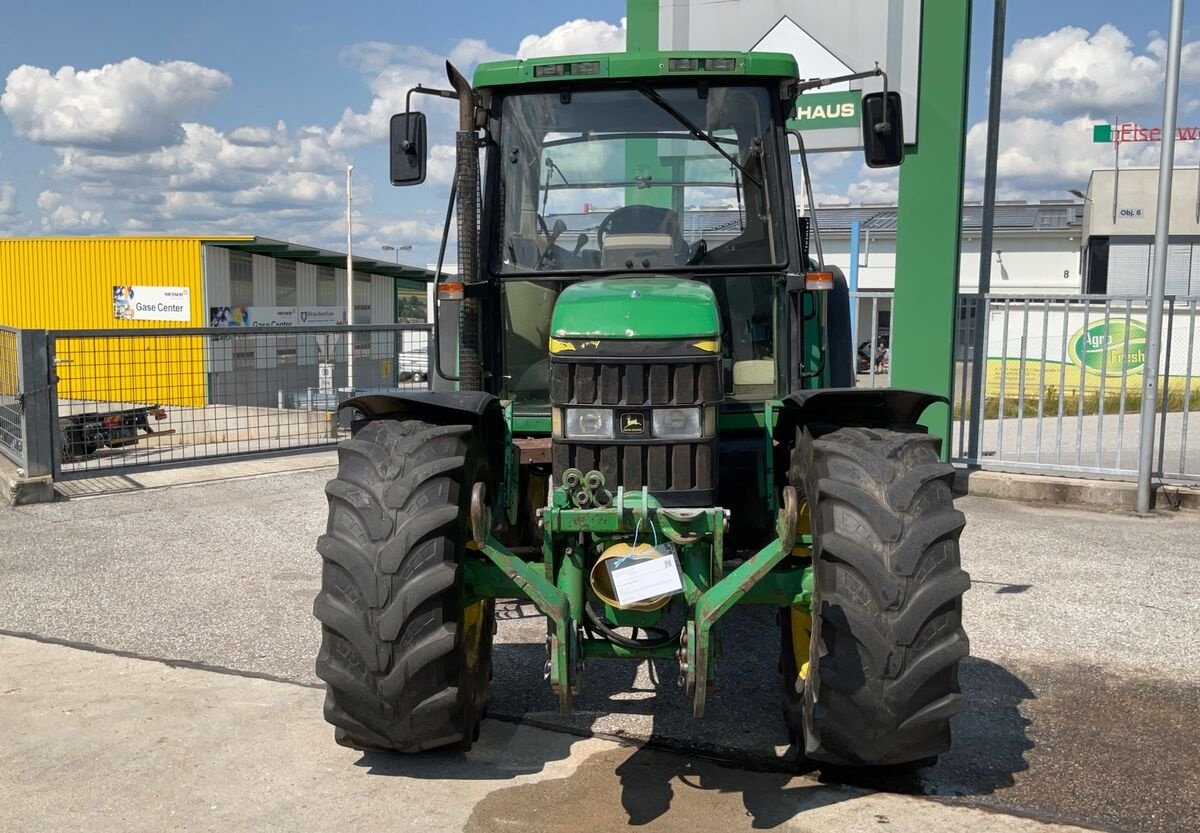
[314,419,494,753]
[783,425,969,767]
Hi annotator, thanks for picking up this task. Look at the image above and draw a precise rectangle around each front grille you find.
[552,441,715,493]
[550,359,721,407]
[550,347,721,505]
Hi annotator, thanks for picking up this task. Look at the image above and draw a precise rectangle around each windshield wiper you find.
[633,84,762,188]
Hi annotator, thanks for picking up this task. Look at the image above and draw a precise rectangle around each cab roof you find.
[472,50,799,89]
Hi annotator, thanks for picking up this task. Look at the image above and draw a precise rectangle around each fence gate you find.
[951,294,1200,485]
[45,324,432,479]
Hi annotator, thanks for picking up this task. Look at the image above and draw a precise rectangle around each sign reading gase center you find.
[113,285,191,322]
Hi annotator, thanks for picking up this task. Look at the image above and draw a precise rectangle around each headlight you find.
[564,407,614,439]
[651,407,702,439]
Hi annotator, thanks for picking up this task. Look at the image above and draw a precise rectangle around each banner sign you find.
[209,306,345,327]
[985,304,1200,394]
[113,285,190,322]
[788,91,860,131]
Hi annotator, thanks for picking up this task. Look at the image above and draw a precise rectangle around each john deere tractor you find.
[313,49,969,767]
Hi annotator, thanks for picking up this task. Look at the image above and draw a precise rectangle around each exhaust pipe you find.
[446,61,482,392]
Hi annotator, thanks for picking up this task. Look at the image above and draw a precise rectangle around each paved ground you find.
[0,636,1099,833]
[2,466,1198,832]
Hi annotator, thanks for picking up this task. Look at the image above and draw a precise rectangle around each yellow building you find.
[0,236,431,407]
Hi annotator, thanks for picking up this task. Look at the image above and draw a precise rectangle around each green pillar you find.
[625,0,671,208]
[626,0,658,51]
[891,0,972,453]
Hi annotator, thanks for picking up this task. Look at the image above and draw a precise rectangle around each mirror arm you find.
[797,63,896,144]
[402,84,458,149]
[795,64,887,94]
[789,129,825,272]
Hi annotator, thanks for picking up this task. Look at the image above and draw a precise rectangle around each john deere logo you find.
[1067,319,1148,376]
[620,413,645,435]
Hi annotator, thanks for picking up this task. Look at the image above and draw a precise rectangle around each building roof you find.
[810,202,1084,235]
[202,236,435,286]
[553,201,1085,241]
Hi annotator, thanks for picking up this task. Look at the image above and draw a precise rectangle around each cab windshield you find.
[492,84,787,275]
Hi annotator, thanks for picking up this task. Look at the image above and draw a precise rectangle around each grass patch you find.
[953,386,1200,420]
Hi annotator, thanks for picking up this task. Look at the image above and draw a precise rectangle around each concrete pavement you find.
[1,468,1198,831]
[0,635,1098,833]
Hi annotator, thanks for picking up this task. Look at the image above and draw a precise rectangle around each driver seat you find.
[599,205,691,268]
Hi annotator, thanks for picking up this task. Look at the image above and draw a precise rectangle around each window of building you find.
[229,251,253,307]
[316,266,337,307]
[228,251,255,368]
[276,260,297,306]
[354,276,371,356]
[275,259,298,365]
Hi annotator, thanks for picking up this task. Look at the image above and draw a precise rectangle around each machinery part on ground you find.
[313,419,494,752]
[786,424,969,767]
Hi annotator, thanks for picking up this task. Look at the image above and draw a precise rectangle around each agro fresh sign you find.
[788,91,860,131]
[113,285,191,322]
[1067,319,1148,377]
[984,304,1200,395]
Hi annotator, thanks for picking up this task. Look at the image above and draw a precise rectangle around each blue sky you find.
[2,1,1200,267]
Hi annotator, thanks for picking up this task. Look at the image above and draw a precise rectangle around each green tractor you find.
[313,49,969,767]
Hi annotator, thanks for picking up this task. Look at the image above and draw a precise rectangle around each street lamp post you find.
[1137,0,1186,514]
[381,244,413,264]
[346,164,354,395]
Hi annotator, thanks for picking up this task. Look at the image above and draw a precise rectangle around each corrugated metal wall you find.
[0,237,213,329]
[0,238,406,410]
[0,237,243,408]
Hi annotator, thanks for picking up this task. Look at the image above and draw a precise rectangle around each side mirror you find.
[390,112,427,186]
[861,91,904,169]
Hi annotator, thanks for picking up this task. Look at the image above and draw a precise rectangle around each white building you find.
[813,202,1085,295]
[1081,167,1200,296]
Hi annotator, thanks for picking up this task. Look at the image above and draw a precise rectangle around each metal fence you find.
[849,291,894,388]
[950,294,1200,483]
[44,324,431,478]
[0,326,22,466]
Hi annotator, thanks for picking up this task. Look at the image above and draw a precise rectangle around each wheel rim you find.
[789,607,812,685]
[462,600,486,670]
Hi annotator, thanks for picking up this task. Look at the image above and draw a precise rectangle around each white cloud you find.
[37,189,108,231]
[1002,24,1200,118]
[963,114,1200,200]
[847,167,899,204]
[0,183,17,216]
[330,17,630,151]
[516,17,626,58]
[1,58,230,151]
[227,125,278,146]
[1,16,633,252]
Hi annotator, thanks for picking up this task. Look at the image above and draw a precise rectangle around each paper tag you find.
[607,553,685,606]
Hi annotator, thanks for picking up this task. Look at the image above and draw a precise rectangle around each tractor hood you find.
[549,278,720,340]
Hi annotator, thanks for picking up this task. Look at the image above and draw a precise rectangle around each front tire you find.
[313,419,494,752]
[784,425,969,767]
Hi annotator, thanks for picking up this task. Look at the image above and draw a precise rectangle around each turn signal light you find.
[805,271,834,290]
[437,281,465,301]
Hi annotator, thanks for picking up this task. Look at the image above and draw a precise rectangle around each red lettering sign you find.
[1112,122,1200,142]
